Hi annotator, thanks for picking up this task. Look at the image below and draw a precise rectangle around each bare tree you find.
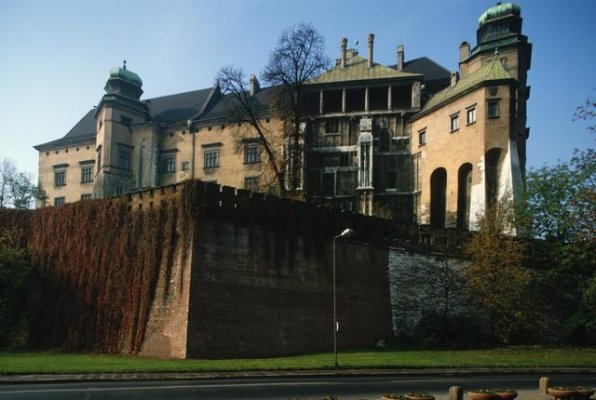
[215,66,287,194]
[0,159,16,208]
[262,23,331,192]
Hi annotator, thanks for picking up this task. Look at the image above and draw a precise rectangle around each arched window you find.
[485,148,503,208]
[430,168,447,228]
[457,163,473,229]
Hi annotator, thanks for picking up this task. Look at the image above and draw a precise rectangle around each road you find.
[0,373,594,400]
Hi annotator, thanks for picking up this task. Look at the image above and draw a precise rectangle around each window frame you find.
[450,113,460,132]
[244,176,259,192]
[487,100,500,118]
[80,165,94,183]
[119,148,131,170]
[466,105,477,125]
[203,149,220,169]
[325,119,340,134]
[54,170,66,187]
[418,129,427,146]
[244,143,260,164]
[54,196,65,206]
[163,156,176,174]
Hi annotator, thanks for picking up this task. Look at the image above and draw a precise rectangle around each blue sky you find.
[0,0,594,178]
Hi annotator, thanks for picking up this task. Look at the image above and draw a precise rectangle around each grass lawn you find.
[1,347,595,375]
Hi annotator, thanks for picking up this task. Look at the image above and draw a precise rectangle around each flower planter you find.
[495,389,518,400]
[405,393,435,400]
[547,387,577,400]
[575,387,595,399]
[468,390,498,400]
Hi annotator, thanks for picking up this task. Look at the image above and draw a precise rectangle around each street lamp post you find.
[333,228,354,368]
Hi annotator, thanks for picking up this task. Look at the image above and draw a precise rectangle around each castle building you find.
[35,3,531,230]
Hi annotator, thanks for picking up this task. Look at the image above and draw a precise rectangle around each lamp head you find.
[339,228,355,237]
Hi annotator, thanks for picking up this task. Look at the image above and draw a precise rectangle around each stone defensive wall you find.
[0,180,398,358]
[132,180,394,358]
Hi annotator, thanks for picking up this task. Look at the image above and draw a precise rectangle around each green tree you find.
[463,201,541,344]
[517,150,596,343]
[0,158,46,209]
[515,95,596,344]
[518,149,595,243]
[0,228,33,346]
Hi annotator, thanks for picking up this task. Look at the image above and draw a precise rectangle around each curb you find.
[2,368,596,384]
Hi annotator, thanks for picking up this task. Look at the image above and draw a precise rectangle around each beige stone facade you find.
[35,3,531,229]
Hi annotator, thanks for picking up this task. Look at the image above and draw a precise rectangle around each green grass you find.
[1,347,595,375]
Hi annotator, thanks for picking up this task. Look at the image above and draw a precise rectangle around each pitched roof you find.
[309,53,420,85]
[198,86,274,122]
[35,88,215,150]
[397,57,451,83]
[34,110,97,150]
[419,56,515,113]
[147,88,214,123]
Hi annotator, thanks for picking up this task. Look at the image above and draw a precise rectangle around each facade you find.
[35,3,531,230]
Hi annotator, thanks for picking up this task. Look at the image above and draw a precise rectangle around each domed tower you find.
[461,2,532,181]
[94,62,150,198]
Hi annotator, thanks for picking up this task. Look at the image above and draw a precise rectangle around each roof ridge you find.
[144,87,214,102]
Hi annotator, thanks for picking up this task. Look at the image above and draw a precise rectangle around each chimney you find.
[459,41,470,63]
[367,33,375,67]
[397,45,404,71]
[340,37,347,68]
[450,71,460,87]
[249,74,260,95]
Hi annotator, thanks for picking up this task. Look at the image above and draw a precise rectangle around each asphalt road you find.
[0,374,594,400]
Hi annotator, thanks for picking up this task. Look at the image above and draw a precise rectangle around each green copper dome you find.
[479,2,521,26]
[108,62,143,87]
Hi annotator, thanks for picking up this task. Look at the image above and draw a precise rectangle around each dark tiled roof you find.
[198,86,274,122]
[35,88,216,150]
[34,110,97,150]
[147,88,214,123]
[390,57,451,83]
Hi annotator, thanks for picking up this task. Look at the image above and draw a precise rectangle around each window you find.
[54,196,65,206]
[121,115,132,127]
[163,156,175,173]
[244,176,259,192]
[325,119,339,134]
[55,170,66,186]
[418,129,426,146]
[119,147,131,170]
[466,106,476,124]
[244,144,260,164]
[488,101,500,118]
[181,161,189,171]
[450,114,459,132]
[81,165,93,183]
[80,193,92,201]
[97,146,102,171]
[204,149,219,168]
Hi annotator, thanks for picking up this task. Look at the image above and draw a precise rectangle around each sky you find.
[0,0,594,179]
